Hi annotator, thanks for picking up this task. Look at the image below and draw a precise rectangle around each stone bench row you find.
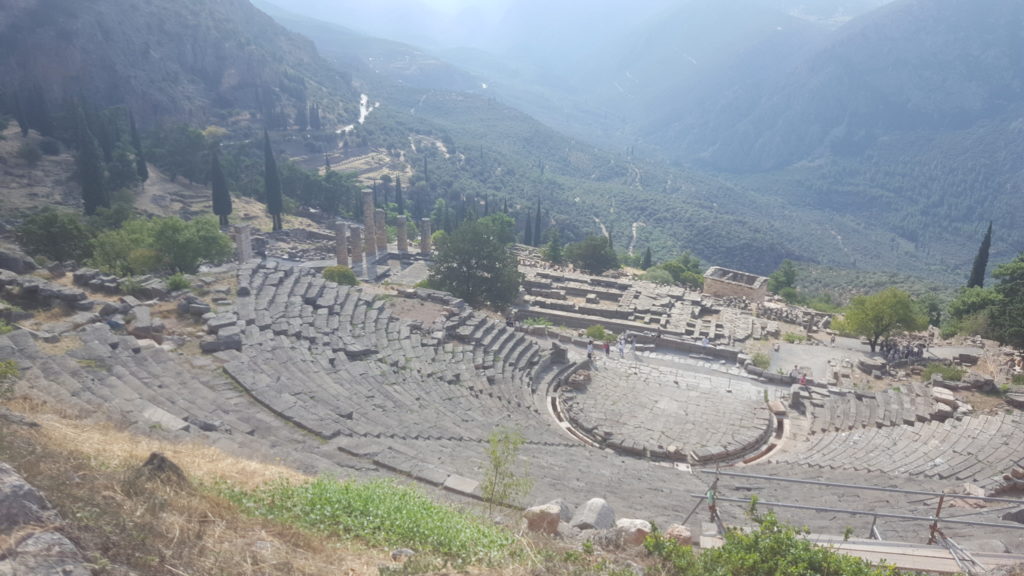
[222,340,566,445]
[794,384,940,437]
[770,410,1024,487]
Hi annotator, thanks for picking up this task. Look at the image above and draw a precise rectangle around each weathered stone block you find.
[570,498,615,530]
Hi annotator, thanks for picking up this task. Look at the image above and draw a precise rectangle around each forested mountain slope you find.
[0,0,357,129]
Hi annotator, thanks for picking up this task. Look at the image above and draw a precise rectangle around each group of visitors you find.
[880,339,925,362]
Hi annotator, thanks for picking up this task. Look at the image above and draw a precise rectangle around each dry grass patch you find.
[0,405,389,576]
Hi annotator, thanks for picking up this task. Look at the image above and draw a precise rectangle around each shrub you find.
[523,317,553,327]
[16,208,94,263]
[585,324,615,343]
[782,332,806,344]
[481,427,532,513]
[118,278,146,297]
[166,273,191,291]
[0,320,13,335]
[16,142,42,165]
[322,265,357,286]
[221,477,516,566]
[921,363,964,382]
[91,216,232,275]
[752,352,771,370]
[642,267,675,285]
[0,359,19,401]
[38,137,61,155]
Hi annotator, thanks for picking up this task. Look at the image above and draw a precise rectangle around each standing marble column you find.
[349,224,363,272]
[334,221,348,267]
[235,226,253,262]
[362,189,376,262]
[420,218,432,256]
[374,208,387,254]
[396,215,408,253]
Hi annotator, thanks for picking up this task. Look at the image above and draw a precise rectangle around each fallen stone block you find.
[570,498,615,530]
[615,518,652,546]
[442,474,479,496]
[72,268,101,285]
[199,326,242,353]
[931,386,958,408]
[664,523,693,545]
[140,405,190,432]
[524,504,562,535]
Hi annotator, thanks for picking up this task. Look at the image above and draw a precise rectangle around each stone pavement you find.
[560,358,773,463]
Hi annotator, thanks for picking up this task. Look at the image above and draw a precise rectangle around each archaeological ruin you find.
[1,225,1022,571]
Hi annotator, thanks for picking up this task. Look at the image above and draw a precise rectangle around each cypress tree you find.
[324,153,331,172]
[641,247,653,270]
[533,199,542,246]
[395,176,404,215]
[211,148,232,228]
[75,105,108,215]
[129,110,149,182]
[967,222,993,288]
[525,219,533,247]
[264,130,283,231]
[14,92,29,137]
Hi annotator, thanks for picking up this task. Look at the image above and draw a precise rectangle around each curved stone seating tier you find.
[558,360,775,463]
[793,383,938,436]
[226,263,569,446]
[221,337,569,445]
[0,327,379,479]
[767,409,1024,490]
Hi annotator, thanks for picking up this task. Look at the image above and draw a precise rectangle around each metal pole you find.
[696,469,1024,505]
[686,494,1024,530]
[928,494,945,545]
[869,515,880,540]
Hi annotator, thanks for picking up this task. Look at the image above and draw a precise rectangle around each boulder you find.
[0,246,37,274]
[0,462,60,531]
[664,523,693,546]
[72,268,101,285]
[547,498,574,522]
[615,518,652,547]
[1001,508,1024,525]
[961,371,995,392]
[523,504,561,535]
[570,497,615,531]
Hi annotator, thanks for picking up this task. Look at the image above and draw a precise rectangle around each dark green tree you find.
[210,149,232,228]
[565,235,618,275]
[990,253,1024,348]
[524,218,533,247]
[533,199,542,246]
[542,228,563,265]
[768,259,798,293]
[16,208,94,263]
[395,176,404,214]
[967,222,992,288]
[429,213,521,310]
[841,288,928,353]
[128,110,149,182]
[13,92,28,137]
[75,105,108,216]
[264,130,283,231]
[641,247,653,270]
